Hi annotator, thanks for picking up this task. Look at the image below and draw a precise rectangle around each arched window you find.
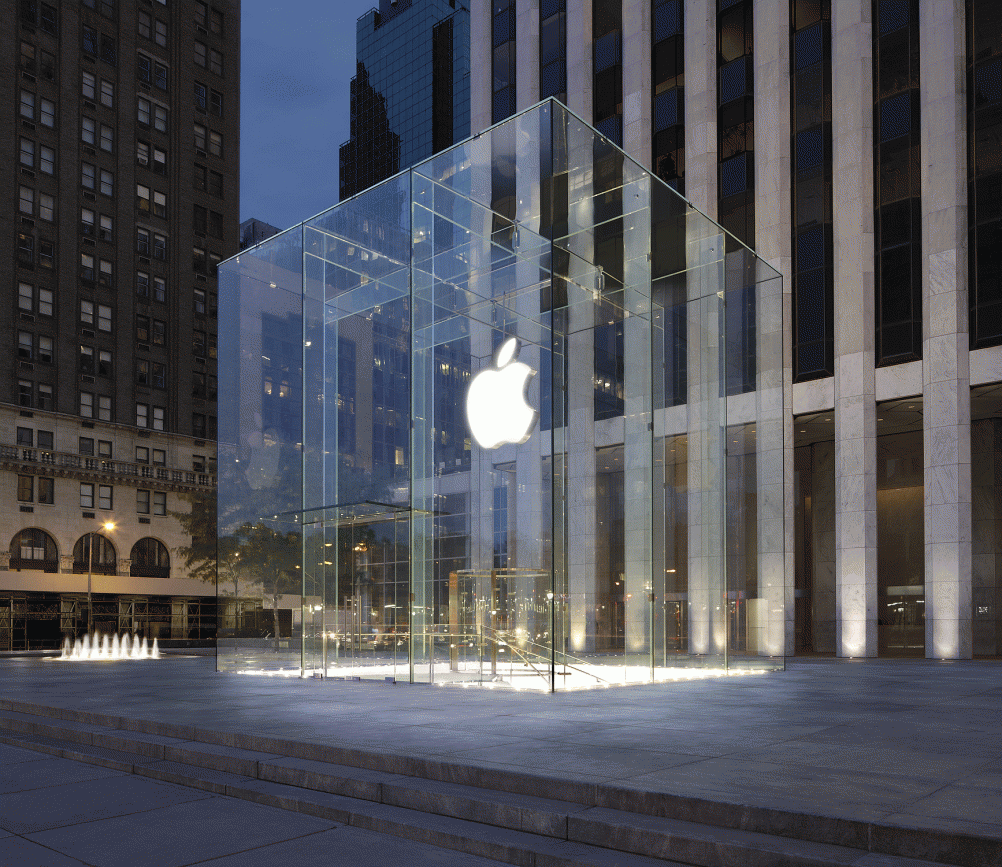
[130,537,170,578]
[72,534,117,575]
[9,529,58,572]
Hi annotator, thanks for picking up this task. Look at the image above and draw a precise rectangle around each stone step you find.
[0,713,952,867]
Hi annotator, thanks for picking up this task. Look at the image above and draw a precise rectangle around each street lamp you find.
[87,521,115,635]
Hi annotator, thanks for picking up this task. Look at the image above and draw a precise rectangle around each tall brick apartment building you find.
[0,0,239,650]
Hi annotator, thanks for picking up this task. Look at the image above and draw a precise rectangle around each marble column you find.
[920,0,972,659]
[832,0,878,657]
[623,0,652,170]
[471,0,492,134]
[516,0,540,110]
[753,0,794,656]
[684,0,723,657]
[684,0,718,218]
[566,0,593,122]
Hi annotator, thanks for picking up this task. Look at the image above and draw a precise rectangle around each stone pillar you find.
[811,441,837,653]
[623,170,653,654]
[971,419,1002,657]
[471,0,492,134]
[753,0,793,656]
[684,0,718,218]
[623,0,652,170]
[565,116,597,653]
[566,0,593,122]
[920,0,971,659]
[516,0,540,110]
[687,228,727,656]
[832,0,878,657]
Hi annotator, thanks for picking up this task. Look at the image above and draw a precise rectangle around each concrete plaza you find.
[0,654,1000,865]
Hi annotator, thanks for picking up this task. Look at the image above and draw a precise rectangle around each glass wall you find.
[218,99,785,689]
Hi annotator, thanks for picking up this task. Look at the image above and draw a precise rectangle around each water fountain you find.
[59,633,161,661]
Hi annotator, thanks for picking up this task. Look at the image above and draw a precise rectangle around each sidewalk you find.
[1,654,1000,861]
[0,740,510,866]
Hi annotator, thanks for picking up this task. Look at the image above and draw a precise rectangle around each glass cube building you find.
[218,100,786,690]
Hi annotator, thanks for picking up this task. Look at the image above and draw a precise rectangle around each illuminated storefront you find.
[217,100,786,689]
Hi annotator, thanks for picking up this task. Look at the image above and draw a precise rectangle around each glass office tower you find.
[218,100,785,690]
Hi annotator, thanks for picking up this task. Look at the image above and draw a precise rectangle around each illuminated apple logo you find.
[466,337,538,449]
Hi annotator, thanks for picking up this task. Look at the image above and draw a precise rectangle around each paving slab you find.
[24,794,338,867]
[195,825,513,866]
[0,774,213,834]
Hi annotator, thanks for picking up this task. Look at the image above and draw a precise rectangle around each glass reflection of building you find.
[219,99,786,690]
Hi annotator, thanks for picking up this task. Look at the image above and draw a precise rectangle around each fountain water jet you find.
[59,633,161,660]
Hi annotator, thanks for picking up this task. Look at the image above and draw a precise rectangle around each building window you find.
[80,392,94,418]
[193,205,207,234]
[153,191,166,218]
[152,319,166,346]
[39,193,54,222]
[83,25,98,55]
[138,97,151,125]
[653,0,684,191]
[9,528,58,571]
[80,345,94,374]
[209,169,223,197]
[17,233,33,266]
[18,380,32,408]
[194,288,206,314]
[154,233,167,259]
[192,413,206,438]
[195,40,207,67]
[38,335,52,364]
[79,206,94,235]
[137,271,150,298]
[98,350,112,378]
[18,331,33,360]
[152,449,166,466]
[38,239,53,269]
[194,81,207,111]
[210,49,223,76]
[968,0,1002,348]
[137,490,150,514]
[39,146,54,175]
[17,476,34,503]
[19,89,35,120]
[101,79,114,108]
[153,492,167,516]
[100,169,113,197]
[98,259,112,286]
[152,407,164,430]
[137,184,150,213]
[40,98,54,127]
[82,116,96,146]
[874,0,922,365]
[492,0,516,123]
[154,276,166,303]
[81,252,95,282]
[38,477,54,505]
[100,124,113,152]
[39,288,52,316]
[210,90,223,117]
[194,123,206,151]
[136,315,150,343]
[98,485,112,510]
[593,0,623,146]
[19,186,33,215]
[99,214,112,241]
[20,137,34,169]
[718,0,755,248]
[137,402,149,427]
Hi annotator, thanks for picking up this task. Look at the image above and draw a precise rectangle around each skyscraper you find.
[470,0,1002,660]
[339,0,470,200]
[0,0,239,649]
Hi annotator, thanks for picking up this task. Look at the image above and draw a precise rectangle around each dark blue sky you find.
[240,0,376,230]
